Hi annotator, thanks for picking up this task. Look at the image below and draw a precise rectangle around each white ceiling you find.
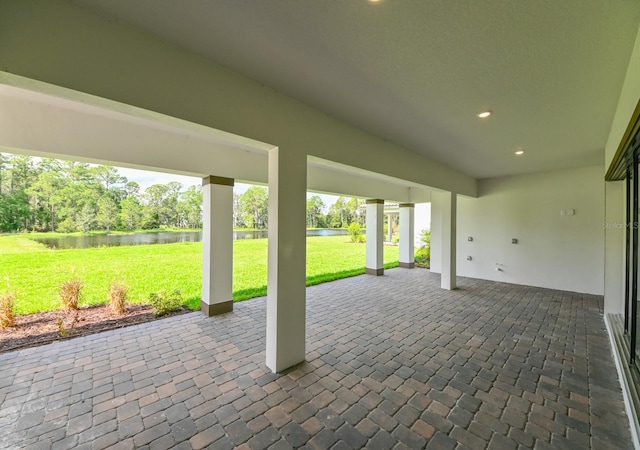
[74,0,640,179]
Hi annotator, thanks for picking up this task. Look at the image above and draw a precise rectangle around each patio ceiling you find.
[0,74,432,203]
[72,0,640,179]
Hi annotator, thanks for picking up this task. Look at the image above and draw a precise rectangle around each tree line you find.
[0,154,367,233]
[232,187,366,230]
[0,154,202,233]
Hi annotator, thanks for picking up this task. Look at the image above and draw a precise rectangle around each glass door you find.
[620,127,640,371]
[631,152,638,366]
[626,168,632,334]
[636,154,640,368]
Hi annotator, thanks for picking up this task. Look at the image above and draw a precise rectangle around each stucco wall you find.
[605,25,640,168]
[456,166,605,295]
[604,23,640,312]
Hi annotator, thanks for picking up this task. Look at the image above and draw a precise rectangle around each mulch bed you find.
[0,304,191,354]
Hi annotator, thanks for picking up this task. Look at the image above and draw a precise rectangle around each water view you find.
[32,229,349,249]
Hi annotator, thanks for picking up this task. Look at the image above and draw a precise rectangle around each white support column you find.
[399,203,415,269]
[387,214,393,243]
[201,176,234,316]
[430,197,442,274]
[439,191,457,290]
[366,199,384,276]
[266,147,307,373]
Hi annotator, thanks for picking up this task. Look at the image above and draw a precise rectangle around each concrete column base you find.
[201,300,233,316]
[366,267,384,276]
[399,262,415,269]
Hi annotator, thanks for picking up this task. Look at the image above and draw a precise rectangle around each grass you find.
[0,234,398,315]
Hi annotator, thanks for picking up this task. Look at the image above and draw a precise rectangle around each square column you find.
[366,199,384,276]
[266,147,307,373]
[201,176,234,316]
[399,203,415,268]
[436,191,457,290]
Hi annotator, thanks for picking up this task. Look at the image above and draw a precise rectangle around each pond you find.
[31,229,349,249]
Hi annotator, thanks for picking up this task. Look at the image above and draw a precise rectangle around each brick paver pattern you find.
[0,269,633,449]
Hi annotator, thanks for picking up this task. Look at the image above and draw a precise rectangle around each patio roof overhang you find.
[0,73,432,204]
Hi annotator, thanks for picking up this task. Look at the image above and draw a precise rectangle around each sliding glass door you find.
[624,130,640,370]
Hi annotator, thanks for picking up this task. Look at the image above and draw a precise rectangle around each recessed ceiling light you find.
[515,149,525,155]
[477,111,492,118]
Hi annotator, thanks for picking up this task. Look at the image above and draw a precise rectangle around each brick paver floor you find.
[0,269,634,449]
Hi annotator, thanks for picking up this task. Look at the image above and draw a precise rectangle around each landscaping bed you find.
[0,304,190,354]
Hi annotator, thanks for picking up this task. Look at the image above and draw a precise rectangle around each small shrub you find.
[415,246,430,268]
[0,292,16,329]
[148,290,183,317]
[59,279,83,311]
[108,282,128,315]
[348,223,363,243]
[57,312,80,336]
[414,229,431,268]
[56,318,68,337]
[420,229,431,248]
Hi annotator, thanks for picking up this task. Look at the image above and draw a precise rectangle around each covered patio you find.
[0,269,631,449]
[1,1,640,446]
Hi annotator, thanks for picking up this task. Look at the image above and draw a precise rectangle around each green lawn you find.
[0,234,398,315]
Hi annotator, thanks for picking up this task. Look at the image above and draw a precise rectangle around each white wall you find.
[457,166,605,295]
[604,23,640,312]
[414,203,431,247]
[604,181,625,313]
[605,24,640,168]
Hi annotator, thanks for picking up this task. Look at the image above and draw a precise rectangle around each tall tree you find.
[77,203,97,232]
[164,181,183,227]
[91,166,126,192]
[306,195,325,228]
[327,197,348,228]
[178,185,202,229]
[0,153,8,194]
[58,161,97,231]
[5,155,37,230]
[124,181,141,198]
[96,194,119,232]
[240,186,268,229]
[326,197,364,228]
[119,196,143,231]
[26,170,64,231]
[0,154,209,233]
[232,192,244,228]
[141,184,169,229]
[347,197,365,226]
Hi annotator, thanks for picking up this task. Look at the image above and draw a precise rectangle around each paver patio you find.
[0,268,633,449]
